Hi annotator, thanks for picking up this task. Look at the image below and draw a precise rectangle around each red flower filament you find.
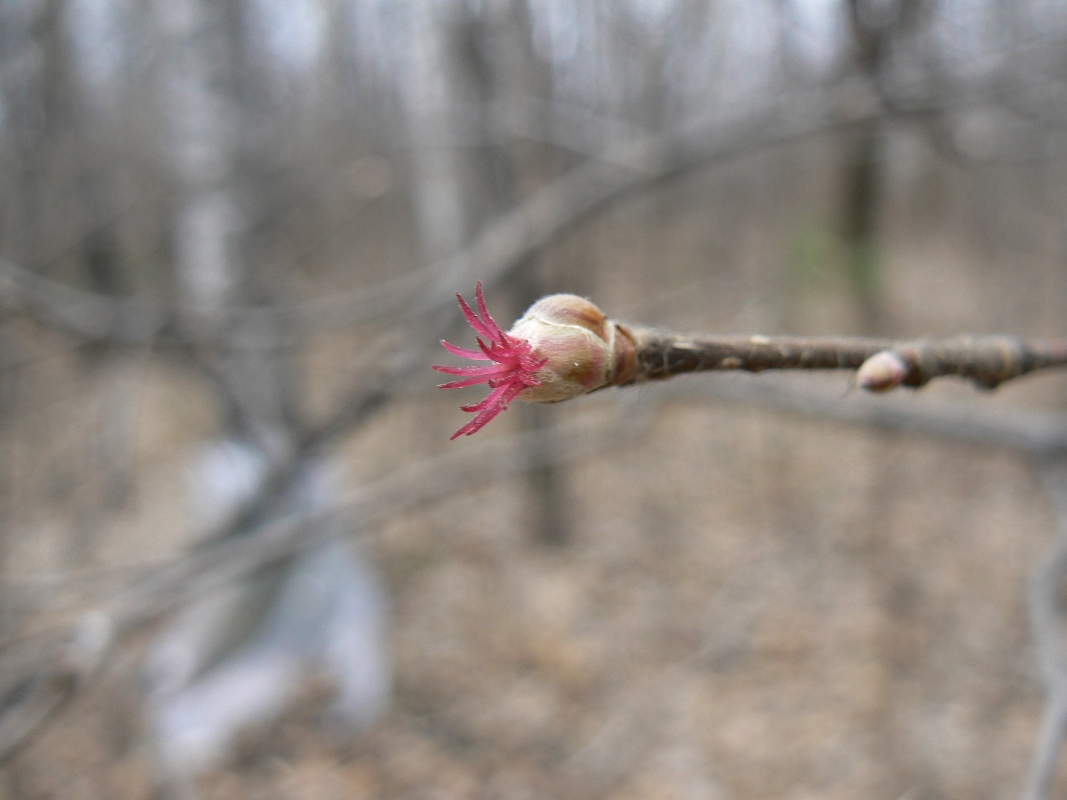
[433,282,547,439]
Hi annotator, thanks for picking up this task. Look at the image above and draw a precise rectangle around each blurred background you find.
[3,0,1067,797]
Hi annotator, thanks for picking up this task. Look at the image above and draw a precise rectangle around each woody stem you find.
[614,327,1067,390]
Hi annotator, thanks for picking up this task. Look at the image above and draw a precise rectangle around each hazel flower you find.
[433,282,548,439]
[434,283,627,439]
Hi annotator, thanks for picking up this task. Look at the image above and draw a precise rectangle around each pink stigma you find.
[433,282,547,439]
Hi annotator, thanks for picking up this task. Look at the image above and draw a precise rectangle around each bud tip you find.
[857,350,908,392]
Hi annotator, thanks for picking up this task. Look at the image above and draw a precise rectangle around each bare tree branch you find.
[0,258,169,345]
[662,374,1067,457]
[621,330,1067,390]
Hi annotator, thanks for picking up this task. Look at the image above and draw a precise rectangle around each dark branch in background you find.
[664,375,1067,457]
[0,258,169,345]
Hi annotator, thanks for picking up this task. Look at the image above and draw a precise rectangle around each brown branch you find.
[443,291,1067,438]
[619,328,1067,391]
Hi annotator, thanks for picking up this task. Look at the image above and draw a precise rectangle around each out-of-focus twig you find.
[1021,461,1067,800]
[663,375,1067,457]
[0,259,169,345]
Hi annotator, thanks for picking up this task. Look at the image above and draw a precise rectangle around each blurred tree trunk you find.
[0,0,118,292]
[458,0,575,546]
[158,0,244,322]
[841,0,889,334]
[152,0,296,709]
[156,0,297,446]
[148,4,319,789]
[399,2,573,545]
[12,0,70,275]
[841,0,933,334]
[402,4,470,267]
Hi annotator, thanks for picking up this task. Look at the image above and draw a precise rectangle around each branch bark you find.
[620,329,1067,391]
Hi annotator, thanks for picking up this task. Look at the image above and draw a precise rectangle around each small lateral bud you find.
[857,350,908,392]
[508,294,617,403]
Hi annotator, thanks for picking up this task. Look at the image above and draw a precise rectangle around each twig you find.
[437,286,1067,438]
[620,330,1067,390]
[660,374,1067,457]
